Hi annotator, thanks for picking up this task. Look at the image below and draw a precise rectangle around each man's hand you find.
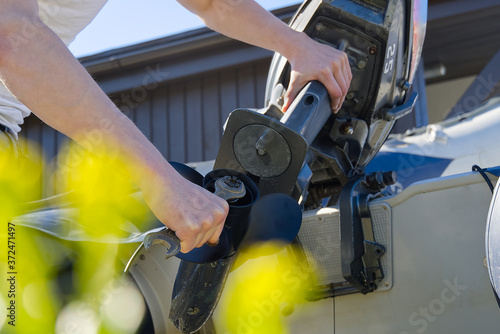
[177,0,352,114]
[141,168,229,254]
[283,33,352,114]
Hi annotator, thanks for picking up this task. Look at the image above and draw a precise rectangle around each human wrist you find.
[134,155,175,195]
[279,30,310,63]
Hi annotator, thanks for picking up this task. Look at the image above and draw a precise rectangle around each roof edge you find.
[79,4,300,74]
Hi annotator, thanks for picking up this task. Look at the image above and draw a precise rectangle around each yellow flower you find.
[218,243,317,334]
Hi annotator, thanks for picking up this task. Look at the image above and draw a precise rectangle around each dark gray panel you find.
[168,84,186,162]
[237,66,257,108]
[21,115,42,155]
[40,125,57,196]
[428,0,499,21]
[202,75,222,161]
[185,78,203,162]
[95,46,272,95]
[255,61,271,108]
[54,131,70,195]
[116,92,135,121]
[56,132,69,152]
[151,87,169,159]
[219,70,238,129]
[135,98,152,141]
[424,3,500,83]
[41,123,57,160]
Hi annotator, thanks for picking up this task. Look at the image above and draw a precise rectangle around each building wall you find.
[19,59,272,195]
[21,60,271,163]
[112,61,271,164]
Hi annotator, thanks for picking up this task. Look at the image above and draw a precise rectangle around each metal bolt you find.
[369,46,377,55]
[187,307,200,315]
[341,123,354,135]
[346,92,355,100]
[139,254,146,261]
[357,60,367,69]
[382,171,397,186]
[384,282,389,287]
[277,96,284,107]
[315,23,326,32]
[224,176,242,188]
[257,148,267,156]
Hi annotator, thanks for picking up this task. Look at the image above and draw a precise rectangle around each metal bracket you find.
[214,108,308,196]
[381,91,418,121]
[340,171,395,294]
[214,81,331,197]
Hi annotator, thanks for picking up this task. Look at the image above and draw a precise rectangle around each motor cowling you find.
[265,0,426,196]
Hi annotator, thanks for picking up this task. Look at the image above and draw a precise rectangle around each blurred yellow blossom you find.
[1,139,151,333]
[218,243,317,334]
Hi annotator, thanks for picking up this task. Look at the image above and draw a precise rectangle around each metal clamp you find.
[340,171,395,294]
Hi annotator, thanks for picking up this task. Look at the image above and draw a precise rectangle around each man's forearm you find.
[177,0,304,62]
[0,15,168,185]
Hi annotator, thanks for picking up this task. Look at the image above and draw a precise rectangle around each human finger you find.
[194,199,227,248]
[178,217,210,253]
[334,53,352,111]
[340,54,353,101]
[331,62,349,105]
[179,232,196,253]
[283,71,305,113]
[344,54,353,82]
[318,70,342,113]
[206,223,225,247]
[192,221,218,248]
[337,71,349,111]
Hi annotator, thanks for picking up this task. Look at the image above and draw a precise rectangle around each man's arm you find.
[0,1,228,253]
[177,0,352,112]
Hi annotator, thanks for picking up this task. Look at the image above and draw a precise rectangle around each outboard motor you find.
[127,0,428,332]
[212,0,426,297]
[262,0,426,208]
